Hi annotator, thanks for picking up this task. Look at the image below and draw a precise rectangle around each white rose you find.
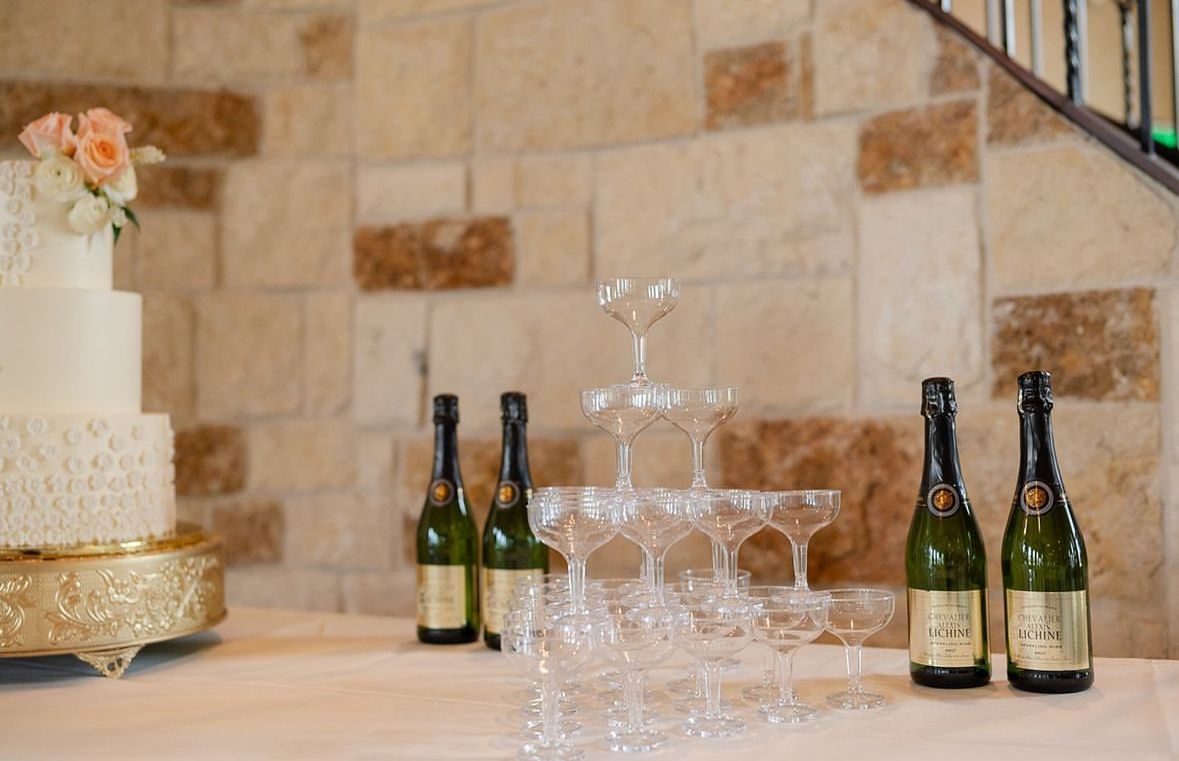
[103,164,137,205]
[66,193,111,235]
[33,153,86,203]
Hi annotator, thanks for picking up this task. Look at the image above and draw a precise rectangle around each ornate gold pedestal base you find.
[0,523,225,678]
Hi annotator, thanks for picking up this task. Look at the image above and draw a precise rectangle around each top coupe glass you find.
[596,278,680,385]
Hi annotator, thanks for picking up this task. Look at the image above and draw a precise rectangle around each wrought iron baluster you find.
[1172,0,1179,140]
[1139,0,1155,153]
[1064,0,1083,103]
[1120,1,1135,128]
[1002,0,1016,56]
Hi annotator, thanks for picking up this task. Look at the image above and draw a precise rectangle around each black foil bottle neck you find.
[432,420,462,483]
[499,419,531,487]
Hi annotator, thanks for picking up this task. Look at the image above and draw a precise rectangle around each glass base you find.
[672,696,731,716]
[741,682,777,704]
[720,657,741,672]
[605,707,659,728]
[518,741,584,761]
[522,718,581,740]
[826,690,886,711]
[605,728,669,753]
[760,701,819,724]
[522,698,577,718]
[682,715,746,738]
[665,675,696,694]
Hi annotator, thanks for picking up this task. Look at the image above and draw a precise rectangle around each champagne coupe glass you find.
[672,590,755,738]
[666,570,749,697]
[618,489,694,593]
[597,277,680,385]
[825,588,896,711]
[600,595,685,752]
[581,384,668,490]
[740,585,790,705]
[752,589,830,723]
[685,490,769,596]
[662,387,739,489]
[529,488,621,613]
[766,490,840,590]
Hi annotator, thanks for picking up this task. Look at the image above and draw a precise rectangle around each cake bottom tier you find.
[0,413,176,548]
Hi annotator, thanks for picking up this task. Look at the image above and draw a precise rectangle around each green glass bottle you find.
[1001,371,1093,693]
[481,392,548,650]
[905,377,990,688]
[416,394,479,644]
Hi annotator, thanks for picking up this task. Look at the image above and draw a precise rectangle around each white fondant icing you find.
[0,413,175,548]
[0,160,113,290]
[0,288,141,414]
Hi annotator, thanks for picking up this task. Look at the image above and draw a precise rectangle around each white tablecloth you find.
[0,607,1175,760]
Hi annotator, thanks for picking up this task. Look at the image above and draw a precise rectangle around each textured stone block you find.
[356,163,466,223]
[286,494,392,569]
[196,293,302,418]
[0,0,167,82]
[515,209,590,287]
[353,297,428,426]
[143,294,196,424]
[475,0,695,152]
[357,430,396,492]
[300,14,352,79]
[173,8,305,81]
[0,81,259,158]
[353,217,514,291]
[356,17,470,158]
[715,280,855,414]
[858,100,978,193]
[596,124,856,278]
[583,430,695,489]
[695,0,810,48]
[812,0,934,115]
[471,158,516,215]
[249,419,356,491]
[719,416,922,586]
[305,293,352,415]
[427,287,713,430]
[223,160,351,287]
[987,65,1071,146]
[226,567,341,612]
[858,188,983,406]
[992,288,1159,402]
[359,0,502,23]
[175,425,247,497]
[263,84,352,157]
[516,155,592,208]
[986,142,1175,291]
[136,166,219,210]
[705,42,800,130]
[137,210,216,290]
[212,500,285,566]
[931,25,980,95]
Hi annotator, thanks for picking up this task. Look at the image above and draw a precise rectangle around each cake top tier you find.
[4,109,163,290]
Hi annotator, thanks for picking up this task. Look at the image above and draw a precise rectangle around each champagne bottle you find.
[416,394,479,644]
[905,377,990,688]
[481,392,548,650]
[1001,371,1093,693]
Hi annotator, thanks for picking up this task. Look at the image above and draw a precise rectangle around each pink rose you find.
[74,109,132,186]
[18,112,77,158]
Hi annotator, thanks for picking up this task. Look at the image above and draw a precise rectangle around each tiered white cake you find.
[0,159,175,548]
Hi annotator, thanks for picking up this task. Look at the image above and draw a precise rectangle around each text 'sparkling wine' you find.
[481,392,548,650]
[1001,371,1093,693]
[416,394,479,644]
[905,377,990,688]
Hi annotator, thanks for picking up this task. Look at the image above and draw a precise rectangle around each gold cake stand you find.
[0,522,225,678]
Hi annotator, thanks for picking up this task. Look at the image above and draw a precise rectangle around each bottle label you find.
[908,589,986,667]
[1019,481,1056,516]
[925,483,962,518]
[481,567,543,635]
[1005,589,1090,671]
[417,564,468,629]
[429,479,455,507]
[495,481,520,508]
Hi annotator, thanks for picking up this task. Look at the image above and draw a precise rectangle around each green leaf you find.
[123,206,140,230]
[112,223,122,244]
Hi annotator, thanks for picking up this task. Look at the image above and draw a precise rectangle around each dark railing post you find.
[1139,0,1154,153]
[1064,0,1083,103]
[1120,1,1135,127]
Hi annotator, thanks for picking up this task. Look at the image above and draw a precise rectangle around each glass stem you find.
[540,669,560,748]
[710,540,724,580]
[693,660,706,699]
[778,648,798,704]
[652,553,666,593]
[615,440,633,489]
[630,332,648,383]
[762,648,774,686]
[690,437,707,488]
[703,660,723,719]
[724,547,740,595]
[568,558,587,613]
[792,540,809,590]
[624,670,644,732]
[639,550,652,586]
[845,643,864,695]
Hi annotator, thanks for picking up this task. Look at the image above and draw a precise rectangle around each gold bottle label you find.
[417,564,468,629]
[481,567,542,636]
[908,589,986,667]
[1005,589,1090,671]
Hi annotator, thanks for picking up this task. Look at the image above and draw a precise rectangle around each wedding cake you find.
[0,109,175,548]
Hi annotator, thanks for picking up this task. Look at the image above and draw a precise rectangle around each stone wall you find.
[2,0,1176,658]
